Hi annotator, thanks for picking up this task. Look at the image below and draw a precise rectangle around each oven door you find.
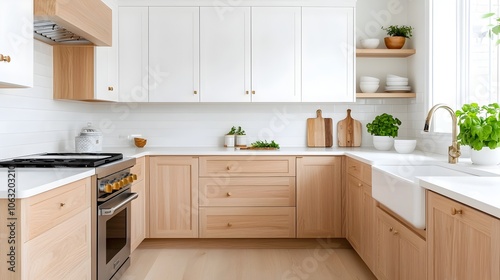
[98,191,138,280]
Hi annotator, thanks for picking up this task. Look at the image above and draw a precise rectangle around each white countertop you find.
[1,146,500,221]
[0,168,95,198]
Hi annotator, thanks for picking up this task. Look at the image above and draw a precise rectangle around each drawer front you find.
[347,157,371,184]
[24,208,91,279]
[131,156,146,183]
[25,178,91,241]
[199,177,295,207]
[199,156,296,176]
[199,207,296,238]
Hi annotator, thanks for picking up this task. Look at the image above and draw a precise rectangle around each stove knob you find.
[128,175,135,183]
[104,184,113,193]
[120,179,127,186]
[112,182,120,190]
[132,174,138,180]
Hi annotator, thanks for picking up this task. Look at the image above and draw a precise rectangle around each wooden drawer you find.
[131,156,146,183]
[24,177,91,241]
[199,177,295,207]
[199,207,296,238]
[199,156,295,177]
[23,208,91,279]
[347,157,371,184]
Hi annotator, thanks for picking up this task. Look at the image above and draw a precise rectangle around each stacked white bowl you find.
[359,76,380,93]
[360,38,380,49]
[386,74,411,92]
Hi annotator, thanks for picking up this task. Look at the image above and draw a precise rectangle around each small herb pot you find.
[224,134,235,147]
[471,147,500,165]
[236,135,247,147]
[384,36,406,49]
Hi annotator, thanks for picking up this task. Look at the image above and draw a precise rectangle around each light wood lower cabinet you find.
[375,207,426,280]
[149,156,199,238]
[199,207,296,238]
[427,190,500,280]
[0,177,92,280]
[296,156,343,238]
[199,156,296,238]
[346,158,376,271]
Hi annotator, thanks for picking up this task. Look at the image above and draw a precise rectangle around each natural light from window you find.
[430,0,499,133]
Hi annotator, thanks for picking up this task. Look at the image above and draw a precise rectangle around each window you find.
[430,0,500,132]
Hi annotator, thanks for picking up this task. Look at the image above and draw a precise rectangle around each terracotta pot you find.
[384,36,406,49]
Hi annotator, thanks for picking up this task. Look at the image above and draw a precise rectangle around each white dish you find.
[360,76,380,82]
[386,81,409,86]
[360,82,380,85]
[360,38,380,49]
[386,74,407,79]
[394,139,417,154]
[360,84,379,93]
[385,86,411,90]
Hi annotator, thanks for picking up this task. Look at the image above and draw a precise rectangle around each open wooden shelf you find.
[356,49,416,58]
[356,92,416,99]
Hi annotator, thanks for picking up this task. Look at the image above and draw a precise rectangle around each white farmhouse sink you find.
[372,165,474,229]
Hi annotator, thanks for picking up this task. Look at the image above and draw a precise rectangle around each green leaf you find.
[483,12,496,19]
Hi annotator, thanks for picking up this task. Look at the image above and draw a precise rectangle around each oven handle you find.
[99,192,138,216]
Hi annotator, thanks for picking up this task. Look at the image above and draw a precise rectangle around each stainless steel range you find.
[0,153,138,280]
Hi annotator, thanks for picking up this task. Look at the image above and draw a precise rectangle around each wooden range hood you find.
[34,0,111,46]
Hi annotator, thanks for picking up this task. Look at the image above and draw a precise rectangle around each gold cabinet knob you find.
[226,192,232,197]
[104,184,113,193]
[451,208,463,215]
[108,86,114,91]
[60,203,65,207]
[389,227,393,232]
[393,230,399,235]
[226,166,230,171]
[251,90,255,95]
[246,91,249,95]
[194,90,198,94]
[0,54,11,63]
[227,222,232,227]
[358,183,362,187]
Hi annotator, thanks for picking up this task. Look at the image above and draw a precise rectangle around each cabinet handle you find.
[0,54,11,63]
[108,86,114,91]
[246,91,249,95]
[226,192,232,197]
[252,90,255,95]
[60,203,65,207]
[357,183,362,187]
[226,166,231,171]
[393,230,399,235]
[451,208,463,215]
[227,222,232,227]
[194,90,198,95]
[389,227,393,232]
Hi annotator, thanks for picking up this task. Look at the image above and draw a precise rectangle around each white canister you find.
[75,123,103,152]
[224,134,235,147]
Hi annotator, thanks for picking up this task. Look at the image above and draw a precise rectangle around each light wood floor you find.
[121,239,377,280]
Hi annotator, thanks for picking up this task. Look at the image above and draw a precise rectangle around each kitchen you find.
[1,0,500,279]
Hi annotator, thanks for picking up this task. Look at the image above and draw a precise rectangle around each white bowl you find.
[360,81,380,85]
[360,76,380,83]
[360,84,379,93]
[387,74,407,79]
[394,139,417,154]
[373,136,394,151]
[387,78,409,82]
[361,38,380,49]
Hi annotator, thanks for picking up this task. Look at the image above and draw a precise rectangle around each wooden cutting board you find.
[307,109,333,147]
[337,109,362,147]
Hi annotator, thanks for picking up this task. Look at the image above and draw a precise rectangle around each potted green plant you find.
[224,126,237,147]
[456,103,500,165]
[381,25,414,49]
[366,113,402,150]
[235,126,247,147]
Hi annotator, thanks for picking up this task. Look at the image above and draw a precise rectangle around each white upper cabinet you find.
[302,7,355,102]
[95,0,119,101]
[118,7,148,102]
[0,0,33,88]
[251,7,301,102]
[149,7,200,102]
[200,7,251,102]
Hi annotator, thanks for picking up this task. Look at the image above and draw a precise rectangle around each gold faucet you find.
[423,104,461,164]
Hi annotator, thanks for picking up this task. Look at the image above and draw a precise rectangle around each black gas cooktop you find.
[0,153,123,168]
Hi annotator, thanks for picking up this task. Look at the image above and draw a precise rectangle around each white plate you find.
[385,86,411,90]
[386,81,409,86]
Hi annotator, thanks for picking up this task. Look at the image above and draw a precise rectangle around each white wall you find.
[0,41,94,159]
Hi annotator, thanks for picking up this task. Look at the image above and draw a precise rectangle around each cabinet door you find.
[118,7,148,102]
[362,185,376,271]
[200,7,250,102]
[95,0,119,101]
[427,191,500,280]
[0,0,33,88]
[251,7,301,102]
[149,157,199,238]
[375,208,399,280]
[296,156,342,237]
[346,175,363,252]
[131,179,146,252]
[149,7,200,102]
[302,7,354,102]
